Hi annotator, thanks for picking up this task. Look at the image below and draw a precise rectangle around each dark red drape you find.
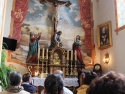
[78,0,95,50]
[10,0,29,42]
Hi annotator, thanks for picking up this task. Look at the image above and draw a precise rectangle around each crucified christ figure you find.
[40,0,71,33]
[40,0,71,49]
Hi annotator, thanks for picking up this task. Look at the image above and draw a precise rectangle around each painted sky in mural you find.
[25,0,81,27]
[11,0,92,64]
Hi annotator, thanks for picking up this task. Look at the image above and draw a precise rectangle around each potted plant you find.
[0,45,13,90]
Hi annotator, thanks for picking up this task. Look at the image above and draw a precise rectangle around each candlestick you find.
[46,61,48,74]
[66,62,69,76]
[46,48,48,59]
[71,50,73,61]
[75,50,77,61]
[57,42,59,47]
[67,50,69,60]
[38,61,39,74]
[38,48,40,58]
[42,64,43,72]
[67,63,68,69]
[70,61,73,76]
[37,48,40,74]
[71,60,72,67]
[42,48,44,59]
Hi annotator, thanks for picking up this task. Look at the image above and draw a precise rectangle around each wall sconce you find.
[103,53,109,64]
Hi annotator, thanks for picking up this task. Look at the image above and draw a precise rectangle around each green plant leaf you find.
[0,49,14,90]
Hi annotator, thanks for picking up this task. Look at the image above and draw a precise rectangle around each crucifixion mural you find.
[8,0,94,67]
[40,0,72,48]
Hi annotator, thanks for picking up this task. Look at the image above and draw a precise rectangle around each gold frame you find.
[97,21,113,50]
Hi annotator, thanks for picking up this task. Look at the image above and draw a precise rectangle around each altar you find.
[32,77,79,94]
[32,77,79,87]
[27,44,84,78]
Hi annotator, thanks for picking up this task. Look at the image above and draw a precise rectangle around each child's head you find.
[84,71,98,85]
[44,74,64,94]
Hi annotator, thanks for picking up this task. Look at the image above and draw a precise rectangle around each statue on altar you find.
[50,31,62,48]
[53,52,60,64]
[26,32,41,63]
[73,35,85,68]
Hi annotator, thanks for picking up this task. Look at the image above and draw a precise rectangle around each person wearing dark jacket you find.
[21,73,37,93]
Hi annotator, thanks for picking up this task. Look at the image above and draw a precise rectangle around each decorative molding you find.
[7,50,27,68]
[115,25,125,35]
[9,0,29,42]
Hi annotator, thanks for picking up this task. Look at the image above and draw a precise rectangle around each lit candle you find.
[75,50,77,61]
[38,48,40,58]
[42,48,44,59]
[35,71,39,76]
[46,48,48,59]
[67,50,69,60]
[71,50,73,61]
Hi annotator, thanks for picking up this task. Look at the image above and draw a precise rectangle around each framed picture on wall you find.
[97,21,113,50]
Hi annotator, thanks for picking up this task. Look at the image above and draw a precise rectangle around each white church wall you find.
[91,0,100,66]
[3,0,12,37]
[98,0,125,74]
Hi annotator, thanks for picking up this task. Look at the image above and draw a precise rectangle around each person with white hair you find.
[41,70,73,94]
[0,71,30,94]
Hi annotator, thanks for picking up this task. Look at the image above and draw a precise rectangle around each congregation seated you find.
[44,74,64,94]
[87,71,125,94]
[0,71,30,94]
[41,70,73,94]
[21,73,37,94]
[77,71,97,94]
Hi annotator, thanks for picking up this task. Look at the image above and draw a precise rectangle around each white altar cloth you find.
[32,77,79,87]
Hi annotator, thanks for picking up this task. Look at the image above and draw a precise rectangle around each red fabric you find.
[31,35,41,42]
[31,37,37,43]
[10,0,29,42]
[78,0,95,50]
[74,46,84,64]
[27,55,37,63]
[37,35,41,40]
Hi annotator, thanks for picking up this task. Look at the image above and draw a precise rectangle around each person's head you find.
[53,70,64,79]
[9,71,22,86]
[30,32,34,37]
[53,1,58,7]
[22,73,32,83]
[102,27,106,33]
[84,71,98,85]
[81,68,85,72]
[79,65,85,72]
[57,31,62,35]
[87,71,125,94]
[44,74,64,94]
[76,35,80,40]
